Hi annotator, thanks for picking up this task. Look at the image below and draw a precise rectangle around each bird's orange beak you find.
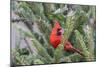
[60,28,64,35]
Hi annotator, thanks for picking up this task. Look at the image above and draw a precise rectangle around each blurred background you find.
[11,1,96,66]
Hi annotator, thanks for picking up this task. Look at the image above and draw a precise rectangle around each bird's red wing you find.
[50,35,62,48]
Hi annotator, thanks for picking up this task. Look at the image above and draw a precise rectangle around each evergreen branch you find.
[74,30,94,61]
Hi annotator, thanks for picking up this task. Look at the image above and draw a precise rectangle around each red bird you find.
[50,20,64,48]
[64,40,84,56]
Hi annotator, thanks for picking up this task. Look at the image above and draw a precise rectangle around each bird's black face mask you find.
[57,28,64,36]
[57,28,62,36]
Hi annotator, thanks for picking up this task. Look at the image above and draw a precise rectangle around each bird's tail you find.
[72,47,85,57]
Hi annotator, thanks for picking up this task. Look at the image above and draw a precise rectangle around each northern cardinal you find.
[50,20,64,48]
[64,40,84,56]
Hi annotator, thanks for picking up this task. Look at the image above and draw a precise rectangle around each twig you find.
[24,37,33,54]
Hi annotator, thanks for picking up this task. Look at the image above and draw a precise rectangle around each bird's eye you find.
[57,28,61,31]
